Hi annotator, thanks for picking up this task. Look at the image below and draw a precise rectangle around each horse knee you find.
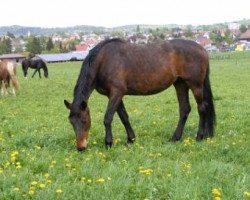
[185,105,191,115]
[180,104,191,118]
[197,102,206,114]
[104,116,112,127]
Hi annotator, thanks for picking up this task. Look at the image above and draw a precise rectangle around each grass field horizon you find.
[0,52,249,199]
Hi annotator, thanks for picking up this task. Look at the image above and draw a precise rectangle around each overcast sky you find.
[1,0,250,28]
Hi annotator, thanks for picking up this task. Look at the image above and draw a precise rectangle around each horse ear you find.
[80,101,87,110]
[64,100,72,110]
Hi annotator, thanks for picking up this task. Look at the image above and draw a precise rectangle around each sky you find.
[1,0,250,28]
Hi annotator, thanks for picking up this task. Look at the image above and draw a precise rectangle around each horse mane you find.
[72,38,125,110]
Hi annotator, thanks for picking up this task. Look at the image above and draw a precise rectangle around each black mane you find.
[72,38,125,111]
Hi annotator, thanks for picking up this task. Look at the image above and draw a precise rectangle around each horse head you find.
[21,59,30,77]
[64,100,91,151]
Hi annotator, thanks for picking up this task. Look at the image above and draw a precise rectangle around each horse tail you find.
[203,65,216,137]
[7,62,19,92]
[73,38,124,105]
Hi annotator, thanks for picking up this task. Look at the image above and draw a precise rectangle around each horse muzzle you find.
[76,131,89,151]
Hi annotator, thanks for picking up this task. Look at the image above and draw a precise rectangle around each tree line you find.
[0,33,80,55]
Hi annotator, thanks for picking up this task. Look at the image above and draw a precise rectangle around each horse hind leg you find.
[117,100,136,144]
[170,79,191,142]
[190,86,207,141]
[10,76,19,96]
[1,80,8,95]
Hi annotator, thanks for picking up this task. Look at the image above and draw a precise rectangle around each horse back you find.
[94,39,208,95]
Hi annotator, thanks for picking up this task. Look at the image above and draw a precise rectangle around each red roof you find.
[240,29,250,40]
[195,36,212,47]
[75,43,89,51]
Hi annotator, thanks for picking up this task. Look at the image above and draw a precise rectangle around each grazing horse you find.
[21,58,48,78]
[0,60,19,95]
[64,38,216,151]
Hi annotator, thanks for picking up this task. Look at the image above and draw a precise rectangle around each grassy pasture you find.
[0,52,250,199]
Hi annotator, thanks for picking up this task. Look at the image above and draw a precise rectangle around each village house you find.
[239,25,250,42]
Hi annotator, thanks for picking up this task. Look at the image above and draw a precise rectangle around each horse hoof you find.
[77,147,86,152]
[127,138,135,144]
[196,135,204,141]
[105,141,112,149]
[169,137,180,143]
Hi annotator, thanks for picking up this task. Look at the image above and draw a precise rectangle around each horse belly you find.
[126,73,175,95]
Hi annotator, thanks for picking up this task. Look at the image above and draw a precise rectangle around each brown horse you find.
[64,38,216,151]
[0,60,19,95]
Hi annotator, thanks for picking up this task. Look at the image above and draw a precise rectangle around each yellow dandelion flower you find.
[139,168,153,175]
[34,145,41,150]
[47,179,52,184]
[29,186,36,191]
[212,188,221,196]
[4,161,10,168]
[28,190,35,195]
[13,187,20,191]
[87,179,92,183]
[11,156,17,163]
[244,192,250,198]
[11,151,19,157]
[56,189,63,194]
[31,181,38,186]
[44,173,50,178]
[96,178,105,183]
[51,160,56,165]
[81,177,86,182]
[214,197,222,200]
[16,165,22,169]
[39,184,46,189]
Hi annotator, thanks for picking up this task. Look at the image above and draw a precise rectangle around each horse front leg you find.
[117,100,135,144]
[32,69,38,78]
[104,90,123,148]
[170,80,191,142]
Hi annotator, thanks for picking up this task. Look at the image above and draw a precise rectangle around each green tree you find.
[0,37,12,54]
[26,35,42,54]
[209,30,223,44]
[46,37,54,51]
[184,27,193,38]
[239,24,247,33]
[224,29,234,45]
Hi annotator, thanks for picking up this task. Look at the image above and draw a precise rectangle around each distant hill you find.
[0,19,249,36]
[0,25,107,36]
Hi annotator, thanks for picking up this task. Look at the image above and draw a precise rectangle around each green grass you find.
[0,53,250,200]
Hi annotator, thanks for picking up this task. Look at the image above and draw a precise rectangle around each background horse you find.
[22,58,48,78]
[0,60,19,95]
[64,38,216,151]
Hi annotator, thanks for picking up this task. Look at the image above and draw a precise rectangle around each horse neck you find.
[72,63,95,109]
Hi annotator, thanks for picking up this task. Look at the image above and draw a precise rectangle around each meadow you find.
[0,51,250,199]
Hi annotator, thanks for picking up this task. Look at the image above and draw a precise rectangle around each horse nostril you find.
[77,147,86,152]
